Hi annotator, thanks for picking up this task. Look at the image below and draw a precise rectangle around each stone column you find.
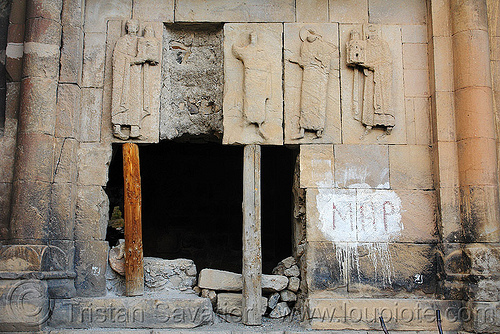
[242,144,262,325]
[10,0,63,243]
[452,0,500,242]
[451,0,500,332]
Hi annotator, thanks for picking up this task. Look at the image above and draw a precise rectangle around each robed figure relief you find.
[232,31,272,139]
[347,26,395,135]
[289,27,336,139]
[112,20,160,140]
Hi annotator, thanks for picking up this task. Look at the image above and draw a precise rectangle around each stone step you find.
[48,294,213,329]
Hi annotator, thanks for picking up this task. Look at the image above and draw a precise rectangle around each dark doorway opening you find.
[105,141,295,275]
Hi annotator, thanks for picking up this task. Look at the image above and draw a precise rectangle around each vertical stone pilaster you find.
[242,144,262,325]
[10,0,63,242]
[451,0,500,332]
[452,0,500,242]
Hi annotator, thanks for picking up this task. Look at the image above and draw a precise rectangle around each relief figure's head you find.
[143,25,155,38]
[249,31,258,45]
[126,19,140,35]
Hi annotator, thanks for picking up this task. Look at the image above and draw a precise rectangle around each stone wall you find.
[0,0,498,332]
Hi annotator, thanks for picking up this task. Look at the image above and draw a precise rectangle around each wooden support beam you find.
[242,144,262,325]
[123,143,144,296]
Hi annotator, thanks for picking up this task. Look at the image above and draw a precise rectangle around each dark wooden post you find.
[123,143,144,296]
[242,144,262,325]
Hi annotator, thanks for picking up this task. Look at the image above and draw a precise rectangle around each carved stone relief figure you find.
[223,23,283,145]
[347,25,394,135]
[289,27,336,139]
[232,31,272,131]
[112,20,160,141]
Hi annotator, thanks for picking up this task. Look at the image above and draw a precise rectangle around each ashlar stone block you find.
[223,23,283,145]
[368,0,427,25]
[175,0,295,23]
[132,0,174,22]
[299,144,334,188]
[334,144,389,189]
[389,145,433,190]
[284,23,341,144]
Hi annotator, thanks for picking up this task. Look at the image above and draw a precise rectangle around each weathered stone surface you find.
[175,0,295,22]
[334,144,389,189]
[368,0,426,25]
[406,97,431,145]
[133,0,174,22]
[49,295,214,328]
[299,144,334,188]
[60,24,84,84]
[144,257,197,292]
[109,240,125,275]
[15,132,55,182]
[19,77,58,135]
[284,265,300,277]
[75,186,108,240]
[216,293,267,316]
[22,43,60,79]
[26,0,62,20]
[104,20,162,144]
[284,24,341,144]
[346,25,395,134]
[56,84,81,139]
[24,17,61,44]
[268,292,280,309]
[49,183,77,240]
[160,24,223,140]
[201,289,216,306]
[0,183,12,239]
[84,0,132,33]
[0,279,50,332]
[223,23,283,145]
[288,277,300,292]
[9,180,51,240]
[281,256,296,269]
[0,137,16,183]
[53,137,78,183]
[397,190,438,243]
[389,145,433,189]
[74,240,108,297]
[280,289,297,302]
[466,243,500,276]
[296,0,328,22]
[269,302,290,318]
[329,0,368,23]
[198,269,288,292]
[340,24,406,144]
[402,25,427,43]
[77,143,112,186]
[404,69,430,97]
[307,298,462,330]
[0,244,68,271]
[81,33,106,88]
[80,88,103,142]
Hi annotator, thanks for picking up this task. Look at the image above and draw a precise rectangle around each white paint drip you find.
[316,188,402,286]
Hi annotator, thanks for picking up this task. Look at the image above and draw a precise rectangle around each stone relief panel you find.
[160,24,223,140]
[284,24,341,144]
[223,23,283,145]
[340,24,406,144]
[347,25,394,135]
[104,20,163,143]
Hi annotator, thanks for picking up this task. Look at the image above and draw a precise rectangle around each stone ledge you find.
[48,295,214,329]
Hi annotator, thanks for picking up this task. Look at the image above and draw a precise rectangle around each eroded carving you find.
[112,20,161,141]
[289,27,337,139]
[233,32,272,129]
[223,24,283,145]
[347,25,394,135]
